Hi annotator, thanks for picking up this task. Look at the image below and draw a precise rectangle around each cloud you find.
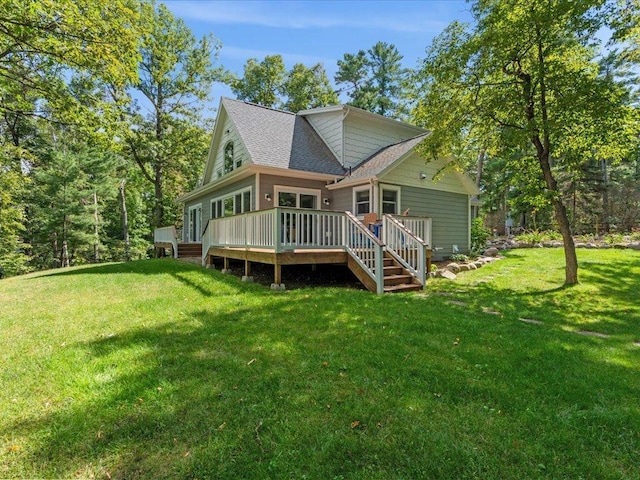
[221,46,336,68]
[166,1,453,34]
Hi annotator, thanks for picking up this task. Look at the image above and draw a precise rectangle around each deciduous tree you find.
[413,0,639,284]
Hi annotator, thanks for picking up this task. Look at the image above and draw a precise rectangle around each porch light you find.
[419,172,428,180]
[265,193,272,201]
[323,198,330,206]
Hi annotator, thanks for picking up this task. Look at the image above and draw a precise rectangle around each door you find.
[188,204,202,242]
[275,187,320,244]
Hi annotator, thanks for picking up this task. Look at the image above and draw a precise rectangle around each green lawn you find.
[1,249,639,479]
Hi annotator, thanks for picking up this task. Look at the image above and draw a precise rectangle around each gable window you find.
[224,142,235,174]
[381,187,400,214]
[354,187,371,215]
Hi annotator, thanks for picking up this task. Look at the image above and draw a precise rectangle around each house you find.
[154,97,479,293]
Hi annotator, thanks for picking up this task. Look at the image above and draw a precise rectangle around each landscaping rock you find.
[438,269,457,280]
[446,262,461,273]
[484,247,499,257]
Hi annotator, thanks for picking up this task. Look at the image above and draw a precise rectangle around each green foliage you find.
[281,63,338,112]
[412,0,640,284]
[231,55,287,108]
[231,56,338,112]
[124,1,223,228]
[1,250,639,478]
[449,253,470,262]
[335,42,407,118]
[470,217,491,253]
[515,230,562,244]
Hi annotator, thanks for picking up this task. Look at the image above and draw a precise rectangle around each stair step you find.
[383,283,423,293]
[383,265,403,275]
[177,243,202,257]
[384,274,414,286]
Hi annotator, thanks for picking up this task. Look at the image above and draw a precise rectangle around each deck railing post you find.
[375,243,384,294]
[274,207,282,253]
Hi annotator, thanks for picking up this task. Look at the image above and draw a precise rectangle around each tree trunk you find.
[119,179,130,261]
[538,152,578,284]
[601,159,610,233]
[154,168,163,228]
[93,191,100,263]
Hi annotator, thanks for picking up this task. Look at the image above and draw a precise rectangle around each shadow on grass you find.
[3,268,640,479]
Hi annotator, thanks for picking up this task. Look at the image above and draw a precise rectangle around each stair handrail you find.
[344,211,385,294]
[382,214,429,286]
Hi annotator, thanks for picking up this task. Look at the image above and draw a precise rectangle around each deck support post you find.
[221,257,230,274]
[244,260,251,277]
[274,263,281,284]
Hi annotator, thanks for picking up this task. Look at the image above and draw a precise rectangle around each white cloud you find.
[221,45,336,69]
[166,1,452,34]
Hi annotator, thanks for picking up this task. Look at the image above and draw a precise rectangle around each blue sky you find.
[164,0,473,102]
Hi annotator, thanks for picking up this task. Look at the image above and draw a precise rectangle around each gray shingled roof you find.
[222,98,345,176]
[347,133,431,181]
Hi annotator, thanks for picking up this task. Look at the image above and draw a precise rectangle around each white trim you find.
[210,186,253,219]
[274,185,321,209]
[353,185,372,217]
[188,203,202,242]
[379,184,401,215]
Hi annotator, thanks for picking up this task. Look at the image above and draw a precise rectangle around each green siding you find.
[401,186,469,260]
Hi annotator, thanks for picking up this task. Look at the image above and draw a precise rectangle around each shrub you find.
[471,217,491,253]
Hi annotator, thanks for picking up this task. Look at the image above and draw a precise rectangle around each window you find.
[274,186,320,209]
[224,142,234,174]
[211,187,252,219]
[382,188,399,214]
[354,188,370,215]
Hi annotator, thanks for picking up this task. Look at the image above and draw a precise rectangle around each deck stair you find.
[380,254,422,293]
[178,243,202,258]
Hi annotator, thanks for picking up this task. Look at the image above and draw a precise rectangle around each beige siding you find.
[382,152,473,195]
[207,116,249,183]
[306,111,343,162]
[343,115,419,169]
[259,174,332,210]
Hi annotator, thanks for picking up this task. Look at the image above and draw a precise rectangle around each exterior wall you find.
[207,115,249,184]
[382,151,473,195]
[184,176,256,236]
[258,174,332,210]
[401,186,470,261]
[329,186,355,213]
[306,111,343,162]
[343,115,419,170]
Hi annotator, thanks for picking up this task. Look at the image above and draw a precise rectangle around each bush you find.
[471,217,491,253]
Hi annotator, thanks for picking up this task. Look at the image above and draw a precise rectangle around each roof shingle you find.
[222,98,345,176]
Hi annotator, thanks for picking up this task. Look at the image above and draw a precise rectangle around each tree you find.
[125,1,224,228]
[281,63,338,112]
[413,0,639,284]
[231,55,286,108]
[335,42,407,118]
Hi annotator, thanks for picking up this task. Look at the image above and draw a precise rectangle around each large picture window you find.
[274,186,320,209]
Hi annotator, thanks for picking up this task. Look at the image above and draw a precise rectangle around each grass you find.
[0,249,639,479]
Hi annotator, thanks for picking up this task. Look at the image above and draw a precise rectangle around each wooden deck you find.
[156,208,432,293]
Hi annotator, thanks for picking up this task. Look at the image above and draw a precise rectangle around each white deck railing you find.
[394,215,432,248]
[153,225,179,258]
[383,214,429,285]
[344,211,385,294]
[166,207,434,294]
